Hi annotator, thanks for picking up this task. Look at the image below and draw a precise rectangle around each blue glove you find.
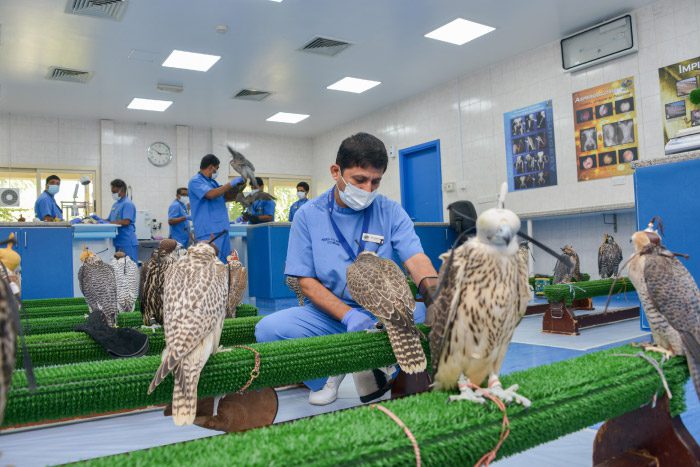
[341,308,376,332]
[230,176,244,187]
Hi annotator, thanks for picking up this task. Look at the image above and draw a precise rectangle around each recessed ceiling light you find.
[327,77,381,94]
[425,18,495,45]
[266,112,309,124]
[127,98,172,112]
[162,50,221,72]
[269,0,284,2]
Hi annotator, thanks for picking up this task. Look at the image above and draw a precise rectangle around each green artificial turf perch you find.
[543,277,635,305]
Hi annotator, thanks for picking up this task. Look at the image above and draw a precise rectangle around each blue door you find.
[20,227,74,299]
[399,140,443,222]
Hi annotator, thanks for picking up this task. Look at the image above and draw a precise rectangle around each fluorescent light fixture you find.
[327,77,381,94]
[162,49,221,72]
[269,0,284,2]
[127,98,172,112]
[425,18,495,45]
[266,112,309,124]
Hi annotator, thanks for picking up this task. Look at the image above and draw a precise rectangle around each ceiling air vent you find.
[299,36,351,57]
[47,67,92,84]
[233,89,272,101]
[66,0,128,21]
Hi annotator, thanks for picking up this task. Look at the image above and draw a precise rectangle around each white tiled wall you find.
[311,0,700,222]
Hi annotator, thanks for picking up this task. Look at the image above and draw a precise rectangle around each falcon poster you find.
[658,55,700,144]
[572,77,637,181]
[503,100,557,192]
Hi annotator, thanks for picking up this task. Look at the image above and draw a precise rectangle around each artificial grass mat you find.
[81,345,689,466]
[543,277,635,305]
[21,304,258,335]
[17,316,262,368]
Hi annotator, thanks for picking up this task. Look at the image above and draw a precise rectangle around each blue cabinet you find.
[0,226,74,299]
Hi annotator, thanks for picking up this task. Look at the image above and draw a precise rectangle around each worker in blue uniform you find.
[288,181,309,222]
[188,154,245,263]
[34,175,63,221]
[108,179,139,262]
[255,132,439,406]
[242,177,275,224]
[167,187,191,247]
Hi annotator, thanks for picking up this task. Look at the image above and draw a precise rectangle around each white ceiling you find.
[0,0,654,137]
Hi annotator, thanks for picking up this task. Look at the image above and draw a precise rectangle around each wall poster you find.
[503,100,557,192]
[658,55,700,144]
[572,77,637,181]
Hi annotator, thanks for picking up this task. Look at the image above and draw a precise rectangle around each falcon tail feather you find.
[148,352,184,394]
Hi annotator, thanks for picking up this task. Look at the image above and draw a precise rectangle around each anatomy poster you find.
[504,100,557,191]
[572,77,637,181]
[658,55,700,144]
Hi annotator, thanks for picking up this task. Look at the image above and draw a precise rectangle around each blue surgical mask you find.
[211,171,219,180]
[112,192,121,201]
[338,176,377,211]
[47,185,60,195]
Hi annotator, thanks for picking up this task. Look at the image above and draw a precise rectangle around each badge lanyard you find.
[327,189,372,261]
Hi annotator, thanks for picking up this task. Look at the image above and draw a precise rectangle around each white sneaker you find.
[308,374,346,405]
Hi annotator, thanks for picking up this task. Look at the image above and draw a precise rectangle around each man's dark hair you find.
[336,132,388,173]
[296,182,309,192]
[46,175,61,184]
[110,179,127,192]
[200,154,220,170]
[255,177,264,187]
[176,187,187,196]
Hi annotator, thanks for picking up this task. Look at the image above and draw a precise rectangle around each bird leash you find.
[370,404,422,467]
[468,380,511,467]
[611,351,672,407]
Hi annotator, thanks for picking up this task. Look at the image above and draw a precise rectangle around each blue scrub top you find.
[34,191,63,220]
[168,199,190,245]
[288,198,308,222]
[285,187,423,308]
[108,196,138,247]
[188,172,229,238]
[248,198,276,221]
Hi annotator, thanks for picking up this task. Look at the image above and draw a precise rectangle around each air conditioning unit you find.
[561,14,637,72]
[0,188,20,207]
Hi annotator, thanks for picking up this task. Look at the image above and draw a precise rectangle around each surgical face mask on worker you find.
[179,196,189,205]
[210,168,219,180]
[339,175,378,211]
[111,192,122,201]
[250,188,259,195]
[47,185,60,195]
[297,191,307,200]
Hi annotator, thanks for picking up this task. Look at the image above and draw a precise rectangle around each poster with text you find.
[659,55,700,144]
[572,77,637,181]
[504,100,557,192]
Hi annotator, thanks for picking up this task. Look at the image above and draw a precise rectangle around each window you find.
[0,168,96,221]
[226,175,312,223]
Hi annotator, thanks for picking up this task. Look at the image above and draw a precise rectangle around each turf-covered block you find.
[543,277,635,305]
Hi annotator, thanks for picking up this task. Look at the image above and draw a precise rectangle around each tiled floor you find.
[1,296,697,466]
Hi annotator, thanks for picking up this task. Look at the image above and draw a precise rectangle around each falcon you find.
[0,237,19,425]
[140,239,178,327]
[553,245,582,283]
[427,185,531,406]
[226,250,247,318]
[285,276,306,306]
[148,242,228,425]
[598,234,623,279]
[517,241,530,271]
[235,191,277,210]
[347,251,426,374]
[626,224,700,398]
[111,252,139,313]
[227,145,258,188]
[78,247,118,327]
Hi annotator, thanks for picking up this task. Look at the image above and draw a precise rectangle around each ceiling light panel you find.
[327,77,381,94]
[266,112,309,124]
[425,18,495,45]
[162,50,221,72]
[127,98,172,112]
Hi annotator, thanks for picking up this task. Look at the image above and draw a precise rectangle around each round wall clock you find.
[147,142,173,167]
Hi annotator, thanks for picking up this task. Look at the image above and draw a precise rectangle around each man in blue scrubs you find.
[108,179,139,262]
[167,187,191,247]
[255,132,439,405]
[188,154,245,263]
[34,175,63,221]
[242,177,275,224]
[288,181,309,222]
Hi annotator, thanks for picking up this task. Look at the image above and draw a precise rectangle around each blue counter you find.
[244,222,455,301]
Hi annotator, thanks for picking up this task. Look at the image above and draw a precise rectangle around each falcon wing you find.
[249,192,277,202]
[227,145,256,173]
[613,242,623,263]
[598,244,604,275]
[644,251,700,362]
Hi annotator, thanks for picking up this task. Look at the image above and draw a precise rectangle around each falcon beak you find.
[495,224,512,246]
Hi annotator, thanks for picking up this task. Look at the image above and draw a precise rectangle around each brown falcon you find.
[226,250,247,318]
[140,239,178,328]
[427,204,531,406]
[626,226,700,398]
[78,247,119,327]
[347,251,426,374]
[553,245,582,283]
[148,242,228,425]
[285,276,306,306]
[598,234,623,279]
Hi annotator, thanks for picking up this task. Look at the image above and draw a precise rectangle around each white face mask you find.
[180,196,189,205]
[338,175,377,211]
[211,170,218,180]
[112,192,121,201]
[296,191,307,200]
[250,189,259,195]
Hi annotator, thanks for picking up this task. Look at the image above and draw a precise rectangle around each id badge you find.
[362,233,385,245]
